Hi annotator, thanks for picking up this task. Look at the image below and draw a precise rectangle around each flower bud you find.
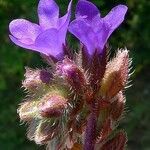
[34,120,59,144]
[18,101,40,121]
[100,49,130,99]
[22,67,52,91]
[39,92,68,118]
[40,69,52,84]
[56,58,87,93]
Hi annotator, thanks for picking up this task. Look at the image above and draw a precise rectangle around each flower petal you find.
[10,28,65,59]
[70,4,128,56]
[103,5,128,30]
[38,0,59,29]
[96,21,110,51]
[34,29,64,59]
[58,0,72,43]
[69,19,97,56]
[97,5,128,50]
[9,35,47,54]
[9,19,42,44]
[76,0,100,20]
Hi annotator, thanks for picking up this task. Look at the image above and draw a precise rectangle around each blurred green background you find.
[0,0,150,149]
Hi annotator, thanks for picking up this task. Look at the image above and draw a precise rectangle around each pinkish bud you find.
[34,120,59,144]
[56,58,88,93]
[100,49,130,99]
[39,92,68,118]
[22,67,52,91]
[40,70,52,84]
[18,101,40,121]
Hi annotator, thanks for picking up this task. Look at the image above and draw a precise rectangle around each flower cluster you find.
[9,0,131,149]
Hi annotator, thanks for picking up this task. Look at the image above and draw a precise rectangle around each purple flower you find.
[69,0,128,57]
[9,0,72,59]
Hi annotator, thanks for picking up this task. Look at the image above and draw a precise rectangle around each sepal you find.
[100,49,130,99]
[100,131,127,150]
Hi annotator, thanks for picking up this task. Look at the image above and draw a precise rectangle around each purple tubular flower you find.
[9,0,72,59]
[69,0,128,57]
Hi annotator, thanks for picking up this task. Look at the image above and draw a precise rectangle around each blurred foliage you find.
[0,0,149,149]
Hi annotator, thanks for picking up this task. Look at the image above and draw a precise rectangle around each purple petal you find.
[38,0,59,29]
[58,15,68,43]
[89,18,111,51]
[69,19,97,56]
[96,21,110,51]
[40,70,52,84]
[76,0,100,20]
[58,0,72,43]
[103,5,128,30]
[34,29,64,58]
[9,35,43,53]
[9,19,42,45]
[70,3,128,56]
[97,5,128,50]
[10,28,64,59]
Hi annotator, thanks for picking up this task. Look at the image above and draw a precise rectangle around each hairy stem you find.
[84,111,97,150]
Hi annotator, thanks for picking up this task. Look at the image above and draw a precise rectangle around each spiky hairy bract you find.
[18,47,132,149]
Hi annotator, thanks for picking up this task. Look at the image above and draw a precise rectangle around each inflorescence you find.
[9,0,132,149]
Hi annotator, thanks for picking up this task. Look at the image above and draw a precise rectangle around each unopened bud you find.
[56,58,87,93]
[34,120,59,144]
[22,67,52,91]
[40,69,52,84]
[100,49,130,99]
[39,92,68,118]
[18,101,40,121]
